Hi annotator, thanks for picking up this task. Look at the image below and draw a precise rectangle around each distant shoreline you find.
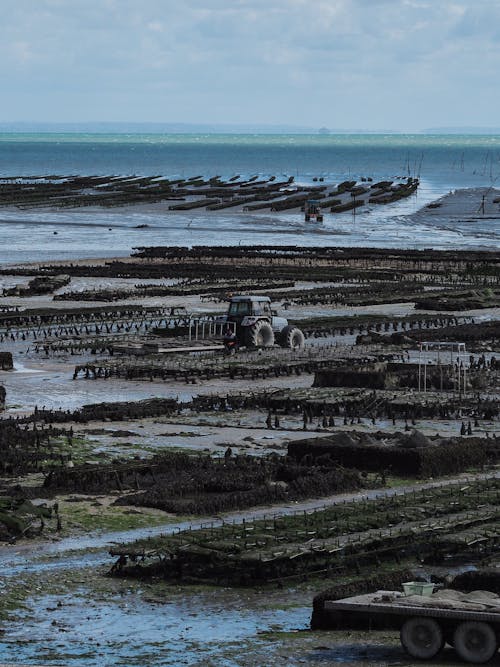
[2,123,500,135]
[3,128,500,138]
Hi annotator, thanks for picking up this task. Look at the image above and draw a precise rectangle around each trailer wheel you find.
[453,622,497,664]
[400,617,444,659]
[246,320,275,348]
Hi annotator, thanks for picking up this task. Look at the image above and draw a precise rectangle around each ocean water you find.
[1,133,500,262]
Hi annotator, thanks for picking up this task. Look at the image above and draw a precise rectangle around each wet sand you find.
[0,186,498,266]
[3,470,498,666]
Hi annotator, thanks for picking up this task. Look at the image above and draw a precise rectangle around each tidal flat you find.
[0,183,499,665]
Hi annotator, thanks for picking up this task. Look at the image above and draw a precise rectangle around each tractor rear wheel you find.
[246,320,275,348]
[280,326,305,350]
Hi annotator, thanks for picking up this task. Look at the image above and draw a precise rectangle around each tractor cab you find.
[304,199,323,222]
[226,296,273,329]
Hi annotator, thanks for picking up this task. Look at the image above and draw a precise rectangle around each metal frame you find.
[417,341,468,395]
[188,316,226,342]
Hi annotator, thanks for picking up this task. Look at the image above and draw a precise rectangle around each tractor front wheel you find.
[246,320,275,348]
[279,326,305,350]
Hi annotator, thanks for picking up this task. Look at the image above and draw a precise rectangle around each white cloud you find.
[9,40,35,65]
[0,0,498,128]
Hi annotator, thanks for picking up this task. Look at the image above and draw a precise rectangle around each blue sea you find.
[1,133,499,263]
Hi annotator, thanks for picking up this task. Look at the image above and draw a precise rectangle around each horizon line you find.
[1,122,500,135]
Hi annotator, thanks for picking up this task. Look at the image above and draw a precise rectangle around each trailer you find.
[325,589,500,664]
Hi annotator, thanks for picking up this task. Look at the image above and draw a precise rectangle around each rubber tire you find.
[400,617,444,660]
[317,215,324,222]
[453,622,497,664]
[305,214,310,221]
[280,326,305,350]
[246,320,275,348]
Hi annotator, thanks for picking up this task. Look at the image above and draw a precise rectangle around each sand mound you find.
[359,434,378,446]
[330,432,358,447]
[398,429,433,449]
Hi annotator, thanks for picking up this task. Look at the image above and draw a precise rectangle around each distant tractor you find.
[304,199,323,222]
[223,296,305,350]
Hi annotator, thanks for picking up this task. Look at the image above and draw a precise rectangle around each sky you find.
[1,0,499,131]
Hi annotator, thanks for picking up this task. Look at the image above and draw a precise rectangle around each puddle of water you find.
[306,644,414,664]
[0,589,310,666]
[9,360,45,374]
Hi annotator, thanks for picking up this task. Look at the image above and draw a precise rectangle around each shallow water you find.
[1,181,497,264]
[0,588,310,666]
[1,133,500,262]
